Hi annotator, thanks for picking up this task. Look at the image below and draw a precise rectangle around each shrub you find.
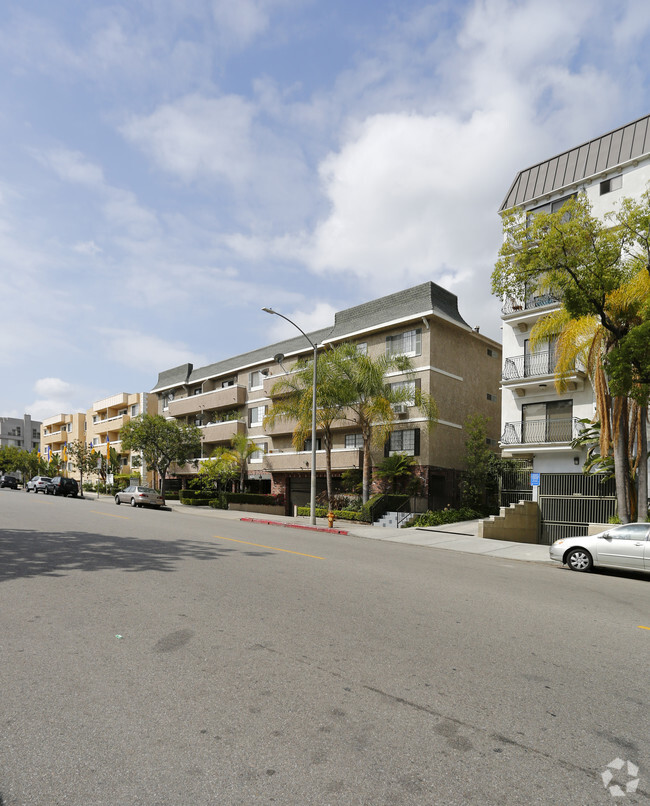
[407,507,483,528]
[296,506,371,523]
[209,494,229,510]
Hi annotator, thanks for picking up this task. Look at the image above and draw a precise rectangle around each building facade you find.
[498,113,650,473]
[0,414,42,452]
[152,282,502,510]
[41,413,86,468]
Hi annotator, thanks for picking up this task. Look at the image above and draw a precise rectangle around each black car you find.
[45,477,79,497]
[0,474,19,489]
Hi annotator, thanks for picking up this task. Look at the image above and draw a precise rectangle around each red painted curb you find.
[240,517,348,535]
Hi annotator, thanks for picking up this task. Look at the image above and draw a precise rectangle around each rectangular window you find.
[356,342,368,356]
[249,371,263,390]
[390,379,418,404]
[387,428,420,456]
[600,175,622,195]
[522,400,573,443]
[486,438,498,447]
[386,328,422,358]
[304,438,322,451]
[248,405,267,426]
[487,393,498,402]
[118,409,127,417]
[193,387,202,396]
[249,442,268,463]
[93,415,99,424]
[487,348,498,358]
[222,378,235,388]
[131,404,139,417]
[345,433,364,449]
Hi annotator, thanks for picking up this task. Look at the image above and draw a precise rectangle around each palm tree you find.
[222,433,262,493]
[324,343,438,504]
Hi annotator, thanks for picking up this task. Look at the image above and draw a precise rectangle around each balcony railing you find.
[501,292,561,315]
[168,386,247,418]
[502,352,585,381]
[501,418,581,445]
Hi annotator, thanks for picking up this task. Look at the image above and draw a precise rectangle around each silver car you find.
[115,485,164,508]
[550,524,650,573]
[26,476,53,494]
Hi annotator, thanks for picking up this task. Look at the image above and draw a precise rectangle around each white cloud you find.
[29,378,87,420]
[121,93,255,185]
[36,148,105,188]
[73,240,102,255]
[264,301,337,343]
[98,328,210,372]
[210,0,270,50]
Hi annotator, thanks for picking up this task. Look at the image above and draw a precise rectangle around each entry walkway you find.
[166,501,552,564]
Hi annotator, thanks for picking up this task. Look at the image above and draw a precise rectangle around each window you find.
[222,378,235,388]
[487,393,498,402]
[522,400,573,443]
[131,404,139,417]
[93,415,99,424]
[249,370,266,390]
[193,387,202,396]
[528,192,577,219]
[386,428,420,456]
[600,175,622,195]
[390,379,418,404]
[487,348,498,358]
[249,442,268,463]
[386,328,421,358]
[118,409,127,417]
[303,437,322,451]
[248,405,267,426]
[195,416,203,427]
[345,433,364,449]
[356,342,368,356]
[486,438,498,447]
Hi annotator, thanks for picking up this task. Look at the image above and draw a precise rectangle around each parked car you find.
[549,523,650,573]
[45,476,79,497]
[26,476,52,494]
[115,485,164,508]
[0,474,19,489]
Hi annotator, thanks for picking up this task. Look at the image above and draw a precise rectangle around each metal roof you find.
[500,113,650,212]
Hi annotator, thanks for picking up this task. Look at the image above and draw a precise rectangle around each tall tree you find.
[120,414,201,501]
[220,433,262,493]
[494,192,649,522]
[323,343,438,504]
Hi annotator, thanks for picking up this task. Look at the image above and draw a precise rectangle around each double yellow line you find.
[214,535,324,559]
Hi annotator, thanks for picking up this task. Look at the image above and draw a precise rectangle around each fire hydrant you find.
[327,511,335,529]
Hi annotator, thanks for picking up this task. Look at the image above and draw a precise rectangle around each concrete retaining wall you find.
[478,500,540,543]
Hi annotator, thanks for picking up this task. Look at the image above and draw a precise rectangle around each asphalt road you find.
[1,489,649,805]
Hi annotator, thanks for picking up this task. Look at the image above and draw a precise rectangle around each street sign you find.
[530,472,540,487]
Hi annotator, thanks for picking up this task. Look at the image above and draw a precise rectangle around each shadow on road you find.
[0,528,244,582]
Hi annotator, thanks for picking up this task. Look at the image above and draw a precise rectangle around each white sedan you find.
[550,523,650,573]
[115,485,164,508]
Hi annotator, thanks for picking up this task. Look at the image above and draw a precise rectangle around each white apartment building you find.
[499,113,650,473]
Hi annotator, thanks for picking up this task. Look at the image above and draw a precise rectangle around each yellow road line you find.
[638,626,650,631]
[90,510,130,520]
[213,535,324,559]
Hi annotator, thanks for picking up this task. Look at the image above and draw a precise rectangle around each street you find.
[1,489,649,805]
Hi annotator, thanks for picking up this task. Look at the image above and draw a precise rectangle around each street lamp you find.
[262,307,318,526]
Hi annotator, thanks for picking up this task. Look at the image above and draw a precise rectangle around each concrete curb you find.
[240,517,349,535]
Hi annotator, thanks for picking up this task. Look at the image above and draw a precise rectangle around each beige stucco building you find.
[152,282,502,511]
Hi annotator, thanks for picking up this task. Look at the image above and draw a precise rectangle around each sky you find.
[3,0,650,421]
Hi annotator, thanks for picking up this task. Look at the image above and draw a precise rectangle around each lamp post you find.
[262,307,318,526]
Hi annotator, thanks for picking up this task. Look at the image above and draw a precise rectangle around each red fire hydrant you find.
[327,511,335,529]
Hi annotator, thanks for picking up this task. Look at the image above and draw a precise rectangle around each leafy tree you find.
[0,445,24,474]
[323,343,438,504]
[459,414,512,514]
[66,440,97,498]
[494,192,650,522]
[120,414,201,501]
[220,433,262,493]
[195,446,239,492]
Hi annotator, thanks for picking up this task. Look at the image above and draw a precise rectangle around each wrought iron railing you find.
[502,352,586,380]
[501,292,561,315]
[501,417,581,445]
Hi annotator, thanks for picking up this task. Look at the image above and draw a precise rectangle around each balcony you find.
[262,448,362,473]
[502,352,586,381]
[92,414,127,436]
[502,292,561,316]
[201,420,246,444]
[501,418,582,446]
[168,386,247,418]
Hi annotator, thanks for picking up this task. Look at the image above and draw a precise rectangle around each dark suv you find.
[45,477,79,497]
[0,474,19,489]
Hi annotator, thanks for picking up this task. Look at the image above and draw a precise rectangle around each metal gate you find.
[500,472,617,545]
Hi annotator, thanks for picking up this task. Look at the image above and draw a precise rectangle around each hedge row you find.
[179,490,282,505]
[296,506,370,523]
[407,507,483,528]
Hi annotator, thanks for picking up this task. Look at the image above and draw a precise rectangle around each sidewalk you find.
[166,501,552,565]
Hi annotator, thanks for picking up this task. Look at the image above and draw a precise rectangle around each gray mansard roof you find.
[500,113,650,212]
[151,281,470,392]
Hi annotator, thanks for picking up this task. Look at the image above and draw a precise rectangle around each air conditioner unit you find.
[392,403,408,416]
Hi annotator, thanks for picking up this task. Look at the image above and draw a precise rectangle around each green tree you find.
[0,445,24,474]
[220,433,262,493]
[195,446,239,492]
[120,414,201,501]
[459,414,511,514]
[374,453,420,495]
[494,192,650,522]
[66,440,97,498]
[324,343,438,504]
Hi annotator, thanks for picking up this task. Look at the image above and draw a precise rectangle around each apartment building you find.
[86,392,155,484]
[498,113,650,473]
[41,413,86,469]
[152,281,502,510]
[0,414,42,452]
